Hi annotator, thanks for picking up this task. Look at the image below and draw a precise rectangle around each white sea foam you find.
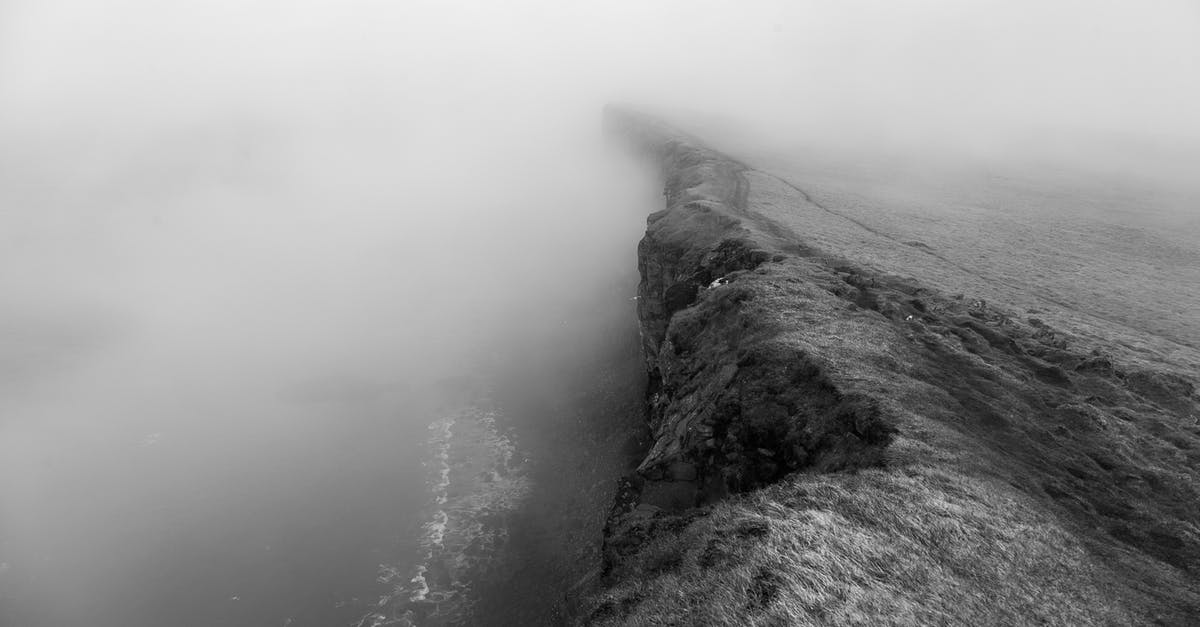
[363,397,531,626]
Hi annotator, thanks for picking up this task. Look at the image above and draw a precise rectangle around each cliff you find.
[585,106,1200,625]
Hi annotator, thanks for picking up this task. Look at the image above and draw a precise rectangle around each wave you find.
[358,400,530,626]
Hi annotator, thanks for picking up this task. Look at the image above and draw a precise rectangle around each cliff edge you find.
[585,106,1200,625]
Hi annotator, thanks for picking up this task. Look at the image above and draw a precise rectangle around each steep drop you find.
[586,107,1200,626]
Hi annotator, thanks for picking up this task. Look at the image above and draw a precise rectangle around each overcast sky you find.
[1,0,1198,419]
[2,0,1198,145]
[1,0,1197,419]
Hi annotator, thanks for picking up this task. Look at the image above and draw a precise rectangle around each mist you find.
[2,1,1198,626]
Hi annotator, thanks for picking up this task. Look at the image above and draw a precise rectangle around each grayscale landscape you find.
[1,1,1198,626]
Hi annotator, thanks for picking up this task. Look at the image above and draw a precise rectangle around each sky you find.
[2,2,1194,312]
[3,0,1198,144]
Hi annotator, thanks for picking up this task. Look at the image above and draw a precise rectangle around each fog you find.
[2,1,1198,626]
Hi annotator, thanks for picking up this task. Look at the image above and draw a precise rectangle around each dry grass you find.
[591,109,1200,625]
[593,466,1139,626]
[742,152,1200,364]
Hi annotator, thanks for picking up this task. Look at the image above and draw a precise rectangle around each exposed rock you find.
[600,106,897,576]
[586,105,1200,626]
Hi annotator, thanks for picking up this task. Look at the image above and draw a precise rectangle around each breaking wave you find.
[358,401,530,626]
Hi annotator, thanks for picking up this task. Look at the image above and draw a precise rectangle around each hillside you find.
[583,107,1200,625]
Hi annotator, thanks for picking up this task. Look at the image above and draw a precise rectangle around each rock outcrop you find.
[601,108,897,571]
[586,106,1200,625]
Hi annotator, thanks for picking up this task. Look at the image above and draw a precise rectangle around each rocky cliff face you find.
[601,107,896,575]
[586,106,1200,625]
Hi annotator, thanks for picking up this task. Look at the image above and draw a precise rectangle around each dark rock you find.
[667,461,697,481]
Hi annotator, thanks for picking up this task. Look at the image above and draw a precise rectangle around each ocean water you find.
[362,399,531,626]
[0,119,660,627]
[1,370,569,627]
[0,361,429,627]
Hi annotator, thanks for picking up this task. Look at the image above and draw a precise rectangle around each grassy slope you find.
[741,146,1200,362]
[586,110,1200,625]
